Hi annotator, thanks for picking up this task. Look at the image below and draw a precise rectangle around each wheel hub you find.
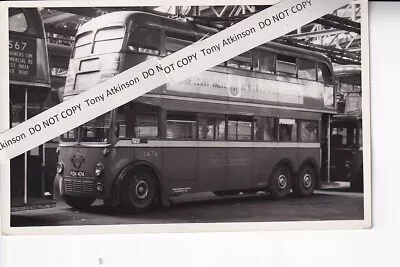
[278,175,287,189]
[303,174,312,188]
[135,180,149,199]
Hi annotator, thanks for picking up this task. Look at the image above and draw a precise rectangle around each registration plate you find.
[69,170,85,177]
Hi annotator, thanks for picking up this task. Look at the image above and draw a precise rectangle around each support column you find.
[24,88,28,204]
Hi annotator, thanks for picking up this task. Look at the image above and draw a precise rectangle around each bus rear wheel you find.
[121,167,158,213]
[269,165,292,200]
[292,165,316,197]
[65,196,95,211]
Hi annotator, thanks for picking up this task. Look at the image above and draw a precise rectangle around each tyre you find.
[293,165,317,197]
[65,196,95,210]
[120,167,159,212]
[269,165,292,200]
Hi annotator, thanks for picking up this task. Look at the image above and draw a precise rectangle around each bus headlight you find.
[56,162,64,174]
[94,163,104,177]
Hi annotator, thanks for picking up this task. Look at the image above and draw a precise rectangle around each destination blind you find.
[9,35,36,79]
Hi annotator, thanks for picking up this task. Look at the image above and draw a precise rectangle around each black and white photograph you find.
[1,0,370,234]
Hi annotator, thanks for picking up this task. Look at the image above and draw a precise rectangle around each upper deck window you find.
[276,54,297,77]
[166,37,192,54]
[93,26,125,54]
[226,52,251,70]
[252,50,275,74]
[317,63,332,83]
[9,9,28,33]
[73,31,93,58]
[165,31,195,54]
[127,26,160,56]
[297,59,316,80]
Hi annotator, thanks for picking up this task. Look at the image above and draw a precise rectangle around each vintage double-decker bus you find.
[54,11,337,212]
[330,65,363,192]
[9,8,56,211]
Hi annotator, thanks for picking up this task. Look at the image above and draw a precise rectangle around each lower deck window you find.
[279,118,297,142]
[198,114,226,140]
[117,103,159,139]
[228,116,252,141]
[300,120,318,142]
[167,111,196,139]
[254,117,276,141]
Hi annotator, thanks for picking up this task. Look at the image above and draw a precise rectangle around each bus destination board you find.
[9,36,36,79]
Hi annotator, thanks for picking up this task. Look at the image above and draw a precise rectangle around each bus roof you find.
[333,64,361,85]
[76,11,333,68]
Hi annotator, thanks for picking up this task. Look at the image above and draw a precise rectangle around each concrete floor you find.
[10,189,364,227]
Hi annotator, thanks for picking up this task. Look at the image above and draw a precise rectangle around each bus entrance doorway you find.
[9,90,52,211]
[320,113,339,189]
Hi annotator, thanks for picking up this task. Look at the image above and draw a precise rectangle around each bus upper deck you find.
[63,11,336,113]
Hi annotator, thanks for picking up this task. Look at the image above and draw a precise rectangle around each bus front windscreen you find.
[73,26,125,58]
[61,112,112,143]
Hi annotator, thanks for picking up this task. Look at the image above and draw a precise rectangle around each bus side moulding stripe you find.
[113,140,320,148]
[143,94,337,114]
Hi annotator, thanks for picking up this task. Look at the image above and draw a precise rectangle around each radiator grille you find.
[64,179,94,194]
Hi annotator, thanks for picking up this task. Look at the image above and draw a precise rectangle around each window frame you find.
[298,120,319,143]
[276,54,297,78]
[278,118,298,142]
[165,110,198,140]
[126,25,162,56]
[251,49,276,74]
[253,117,277,142]
[227,114,254,141]
[116,102,160,140]
[297,58,317,81]
[225,51,252,71]
[317,62,333,84]
[197,113,227,141]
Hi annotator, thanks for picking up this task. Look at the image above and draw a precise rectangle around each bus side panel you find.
[110,146,163,183]
[276,147,299,176]
[197,147,228,192]
[299,148,320,174]
[162,147,198,194]
[226,147,253,190]
[252,147,278,189]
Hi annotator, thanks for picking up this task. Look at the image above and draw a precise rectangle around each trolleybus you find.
[330,65,363,192]
[54,11,337,212]
[9,8,56,211]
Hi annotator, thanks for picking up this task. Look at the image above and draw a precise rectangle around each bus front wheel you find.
[269,165,292,200]
[121,167,158,212]
[65,196,95,211]
[292,165,316,197]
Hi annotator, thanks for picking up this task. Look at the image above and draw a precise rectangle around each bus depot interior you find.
[8,4,362,213]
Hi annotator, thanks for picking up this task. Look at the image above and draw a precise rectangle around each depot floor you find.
[10,186,364,227]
